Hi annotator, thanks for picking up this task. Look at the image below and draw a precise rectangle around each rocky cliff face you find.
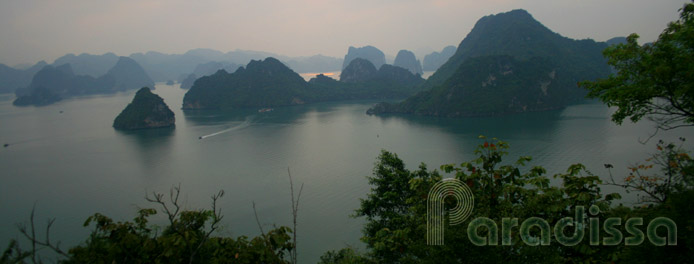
[113,87,175,130]
[340,58,378,83]
[393,50,422,76]
[342,46,386,70]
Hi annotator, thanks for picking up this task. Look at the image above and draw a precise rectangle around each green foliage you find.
[4,136,692,263]
[581,1,694,130]
[318,247,374,264]
[64,211,292,263]
[346,138,627,263]
[317,131,692,263]
[0,240,31,264]
[353,151,441,263]
[605,138,694,203]
[3,187,293,264]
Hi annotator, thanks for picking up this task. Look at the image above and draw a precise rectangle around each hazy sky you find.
[0,0,689,66]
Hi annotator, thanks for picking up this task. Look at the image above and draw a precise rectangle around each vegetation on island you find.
[113,87,175,130]
[368,56,568,116]
[182,58,311,109]
[368,9,612,117]
[182,57,424,110]
[12,86,62,106]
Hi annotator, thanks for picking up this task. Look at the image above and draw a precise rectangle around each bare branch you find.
[189,190,225,264]
[145,183,182,225]
[252,201,266,237]
[638,126,660,144]
[16,205,70,261]
[288,167,303,264]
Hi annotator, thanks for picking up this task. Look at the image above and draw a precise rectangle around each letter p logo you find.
[427,178,474,245]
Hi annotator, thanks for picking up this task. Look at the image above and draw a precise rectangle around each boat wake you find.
[199,116,254,139]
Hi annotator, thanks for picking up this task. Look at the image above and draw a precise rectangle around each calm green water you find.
[0,83,691,263]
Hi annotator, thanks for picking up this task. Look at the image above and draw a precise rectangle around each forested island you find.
[113,87,175,130]
[181,57,424,110]
[182,9,612,117]
[368,9,611,117]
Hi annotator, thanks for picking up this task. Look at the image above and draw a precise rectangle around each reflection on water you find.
[372,108,566,138]
[1,83,693,263]
[299,71,340,81]
[298,70,435,82]
[183,108,257,125]
[115,127,175,173]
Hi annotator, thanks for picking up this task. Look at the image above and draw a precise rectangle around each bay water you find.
[0,83,691,263]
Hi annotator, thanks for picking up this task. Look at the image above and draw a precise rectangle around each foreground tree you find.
[605,138,694,204]
[3,185,294,264]
[580,1,694,131]
[320,4,694,262]
[332,138,623,263]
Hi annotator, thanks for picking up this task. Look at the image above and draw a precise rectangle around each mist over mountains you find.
[342,46,387,70]
[13,57,154,106]
[0,49,348,94]
[0,61,47,94]
[0,45,434,97]
[53,53,120,77]
[393,50,423,76]
[0,8,627,116]
[422,46,456,72]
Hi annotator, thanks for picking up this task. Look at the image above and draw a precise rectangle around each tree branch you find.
[16,205,70,261]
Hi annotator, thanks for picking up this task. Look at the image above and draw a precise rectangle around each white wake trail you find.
[199,116,254,139]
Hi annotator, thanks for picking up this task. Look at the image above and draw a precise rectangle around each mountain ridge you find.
[368,9,612,117]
